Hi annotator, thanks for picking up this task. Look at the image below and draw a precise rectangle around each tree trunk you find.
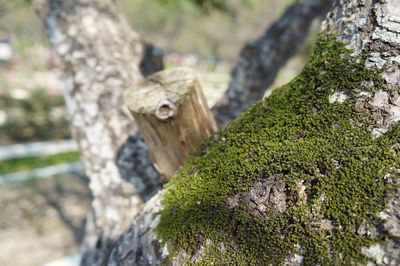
[30,0,163,264]
[108,0,400,264]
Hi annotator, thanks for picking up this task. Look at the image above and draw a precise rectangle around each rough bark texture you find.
[30,1,163,265]
[321,0,400,263]
[214,0,334,125]
[128,68,217,180]
[322,0,400,135]
[107,0,400,265]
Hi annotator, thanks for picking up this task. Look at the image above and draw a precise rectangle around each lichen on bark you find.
[155,34,400,265]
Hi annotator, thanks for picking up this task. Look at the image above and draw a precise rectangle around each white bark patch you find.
[391,93,400,106]
[87,57,97,68]
[285,245,304,265]
[362,244,386,265]
[161,245,169,257]
[382,66,400,86]
[379,199,400,239]
[57,42,71,55]
[89,176,103,198]
[95,65,104,72]
[372,28,399,44]
[389,106,400,123]
[129,194,141,207]
[379,0,400,32]
[75,71,89,85]
[105,19,119,36]
[370,91,389,108]
[329,91,348,103]
[68,25,78,36]
[82,16,98,35]
[72,51,86,60]
[113,52,122,59]
[366,52,387,69]
[358,91,373,98]
[84,102,99,120]
[367,91,400,137]
[371,128,388,138]
[107,77,124,87]
[106,206,120,222]
[292,254,304,264]
[296,180,307,205]
[104,162,121,183]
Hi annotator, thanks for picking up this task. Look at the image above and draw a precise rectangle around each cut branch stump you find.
[127,67,218,180]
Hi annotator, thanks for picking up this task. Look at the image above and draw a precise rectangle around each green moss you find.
[156,34,400,265]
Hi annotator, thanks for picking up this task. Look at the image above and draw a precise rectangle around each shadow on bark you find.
[140,43,164,77]
[116,133,165,203]
[116,44,166,203]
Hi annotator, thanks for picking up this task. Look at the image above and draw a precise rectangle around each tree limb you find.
[213,0,334,124]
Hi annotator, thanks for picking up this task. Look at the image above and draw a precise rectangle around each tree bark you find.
[213,0,334,125]
[30,1,163,265]
[108,0,400,264]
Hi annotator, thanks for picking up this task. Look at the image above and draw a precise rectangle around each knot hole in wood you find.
[155,99,177,121]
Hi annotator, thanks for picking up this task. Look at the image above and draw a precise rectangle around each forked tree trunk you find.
[108,0,400,264]
[30,0,341,265]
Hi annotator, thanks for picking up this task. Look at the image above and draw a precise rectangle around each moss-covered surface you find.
[155,35,400,265]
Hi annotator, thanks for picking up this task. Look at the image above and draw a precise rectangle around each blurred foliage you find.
[0,0,44,46]
[0,0,316,146]
[0,152,80,175]
[119,0,293,60]
[156,0,253,14]
[0,88,71,144]
[0,0,296,60]
[0,0,26,16]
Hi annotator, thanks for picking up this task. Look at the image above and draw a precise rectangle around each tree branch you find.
[213,0,333,124]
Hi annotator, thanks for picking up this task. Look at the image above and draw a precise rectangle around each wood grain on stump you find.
[127,67,218,180]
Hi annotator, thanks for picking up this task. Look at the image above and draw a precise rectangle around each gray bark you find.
[107,0,400,265]
[322,0,400,262]
[214,0,334,125]
[30,1,163,265]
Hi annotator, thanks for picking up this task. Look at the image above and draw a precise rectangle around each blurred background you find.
[0,0,318,265]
